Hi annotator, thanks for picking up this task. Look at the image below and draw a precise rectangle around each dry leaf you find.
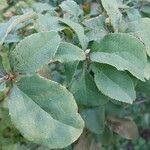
[107,116,139,140]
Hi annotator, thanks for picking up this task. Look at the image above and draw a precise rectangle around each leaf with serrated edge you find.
[8,75,84,149]
[70,72,109,106]
[128,18,150,57]
[90,33,147,81]
[91,64,136,104]
[10,31,61,74]
[54,42,86,63]
[60,0,83,17]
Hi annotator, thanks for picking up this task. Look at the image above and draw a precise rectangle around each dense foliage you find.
[0,0,150,149]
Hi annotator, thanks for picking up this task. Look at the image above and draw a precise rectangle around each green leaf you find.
[54,42,86,63]
[59,18,88,50]
[9,75,84,149]
[100,126,113,145]
[4,34,21,43]
[34,14,64,32]
[81,106,105,134]
[101,0,122,30]
[0,12,37,46]
[85,29,107,43]
[105,102,122,116]
[10,31,61,74]
[60,0,83,17]
[70,72,109,106]
[144,59,150,80]
[0,82,6,92]
[128,18,150,57]
[32,2,55,13]
[64,61,79,87]
[83,16,106,31]
[91,64,136,104]
[140,4,150,17]
[127,9,142,21]
[90,33,147,81]
[0,56,5,76]
[83,16,107,42]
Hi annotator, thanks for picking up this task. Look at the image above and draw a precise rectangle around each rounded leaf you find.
[8,76,84,149]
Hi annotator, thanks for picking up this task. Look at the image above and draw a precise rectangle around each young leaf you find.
[101,0,122,30]
[54,42,86,63]
[90,33,147,81]
[10,31,61,74]
[81,106,105,134]
[59,18,88,50]
[8,75,84,149]
[128,18,150,57]
[70,72,109,106]
[91,64,136,104]
[60,0,83,17]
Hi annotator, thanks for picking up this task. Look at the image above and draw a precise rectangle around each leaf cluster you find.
[0,0,150,149]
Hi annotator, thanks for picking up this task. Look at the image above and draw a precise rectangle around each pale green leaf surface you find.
[54,42,86,63]
[128,18,150,57]
[83,15,106,31]
[85,29,107,43]
[90,33,147,81]
[16,75,84,129]
[32,2,55,13]
[10,31,61,74]
[60,0,83,17]
[9,76,84,149]
[59,18,88,50]
[83,16,107,42]
[4,33,21,43]
[0,12,36,46]
[144,59,150,80]
[70,72,109,106]
[81,106,105,134]
[91,64,136,104]
[64,61,79,87]
[34,14,64,32]
[0,82,6,91]
[127,9,142,21]
[101,0,122,30]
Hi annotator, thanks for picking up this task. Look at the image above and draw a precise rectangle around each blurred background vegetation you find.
[0,0,150,149]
